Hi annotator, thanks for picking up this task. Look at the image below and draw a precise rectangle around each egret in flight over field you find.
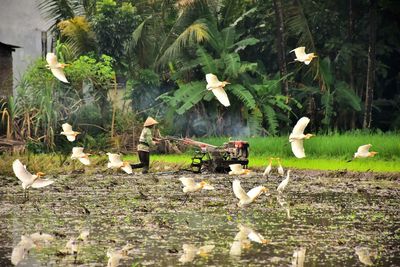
[179,244,215,263]
[354,144,378,159]
[12,159,54,199]
[60,123,80,142]
[290,47,317,65]
[232,180,268,207]
[277,170,291,194]
[179,177,215,193]
[107,153,133,174]
[263,158,273,178]
[205,73,231,107]
[46,52,69,83]
[71,147,91,165]
[289,117,314,158]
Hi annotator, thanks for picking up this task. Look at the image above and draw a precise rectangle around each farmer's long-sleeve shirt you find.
[137,127,155,152]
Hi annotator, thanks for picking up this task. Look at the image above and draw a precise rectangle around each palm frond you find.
[230,37,260,52]
[164,81,206,115]
[37,0,82,30]
[247,107,264,136]
[228,84,256,109]
[222,52,241,78]
[262,104,278,136]
[334,81,361,111]
[196,46,218,74]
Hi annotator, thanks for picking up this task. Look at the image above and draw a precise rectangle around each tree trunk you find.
[363,0,377,129]
[348,0,357,129]
[273,0,289,96]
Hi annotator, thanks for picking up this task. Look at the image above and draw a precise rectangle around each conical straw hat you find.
[143,117,158,127]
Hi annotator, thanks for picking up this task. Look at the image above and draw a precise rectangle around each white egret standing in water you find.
[277,170,291,194]
[277,158,284,177]
[263,158,273,178]
[292,247,306,267]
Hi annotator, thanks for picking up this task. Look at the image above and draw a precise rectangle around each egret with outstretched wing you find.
[289,117,314,158]
[206,73,231,107]
[46,52,69,83]
[232,180,268,207]
[290,47,317,65]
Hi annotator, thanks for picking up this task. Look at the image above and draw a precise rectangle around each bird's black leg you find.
[181,194,189,205]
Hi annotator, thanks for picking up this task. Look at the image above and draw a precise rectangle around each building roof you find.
[0,42,21,51]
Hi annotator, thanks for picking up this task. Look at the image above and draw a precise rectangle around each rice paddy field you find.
[0,133,399,266]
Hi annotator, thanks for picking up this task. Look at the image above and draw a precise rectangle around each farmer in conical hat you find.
[131,117,159,174]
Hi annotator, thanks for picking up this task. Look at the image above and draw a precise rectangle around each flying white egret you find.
[12,159,54,199]
[179,177,215,193]
[71,147,91,165]
[355,246,376,266]
[263,158,273,178]
[106,153,133,174]
[205,73,231,107]
[292,247,306,267]
[229,164,251,175]
[354,144,378,159]
[229,224,269,256]
[60,123,80,142]
[289,117,314,158]
[277,158,284,177]
[46,52,69,83]
[11,233,53,265]
[277,170,291,194]
[290,47,317,65]
[232,180,268,207]
[179,244,215,263]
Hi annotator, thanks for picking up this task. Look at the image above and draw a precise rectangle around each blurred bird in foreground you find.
[277,170,291,194]
[46,52,69,83]
[107,153,133,174]
[289,117,314,158]
[12,159,54,199]
[290,47,317,65]
[232,180,268,207]
[292,247,306,267]
[11,233,54,265]
[353,144,378,159]
[355,246,377,266]
[60,123,80,142]
[107,244,134,267]
[179,243,215,263]
[71,147,91,165]
[229,164,251,175]
[229,224,269,256]
[206,73,231,107]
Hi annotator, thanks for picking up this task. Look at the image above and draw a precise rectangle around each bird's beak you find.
[36,172,45,177]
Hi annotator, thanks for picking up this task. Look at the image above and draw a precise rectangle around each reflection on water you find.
[0,173,399,266]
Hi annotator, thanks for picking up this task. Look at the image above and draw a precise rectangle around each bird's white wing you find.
[263,165,272,177]
[62,123,72,132]
[206,73,220,86]
[357,144,371,154]
[66,135,76,142]
[31,178,54,188]
[229,240,242,256]
[179,177,196,187]
[108,153,123,164]
[121,164,133,174]
[292,47,306,59]
[202,184,215,190]
[30,232,54,242]
[179,244,197,263]
[232,180,250,201]
[211,87,230,107]
[12,159,33,183]
[50,68,69,83]
[11,236,35,265]
[246,186,265,200]
[291,139,306,158]
[79,157,91,165]
[46,53,58,66]
[291,117,310,135]
[247,231,266,244]
[72,147,84,155]
[197,245,215,255]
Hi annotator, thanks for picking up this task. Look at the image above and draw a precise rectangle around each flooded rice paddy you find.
[0,169,399,266]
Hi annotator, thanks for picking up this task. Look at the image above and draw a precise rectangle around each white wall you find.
[0,0,52,88]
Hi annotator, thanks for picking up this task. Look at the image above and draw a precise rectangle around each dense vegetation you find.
[1,0,399,152]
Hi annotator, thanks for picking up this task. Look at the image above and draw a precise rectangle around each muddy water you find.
[0,170,399,266]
